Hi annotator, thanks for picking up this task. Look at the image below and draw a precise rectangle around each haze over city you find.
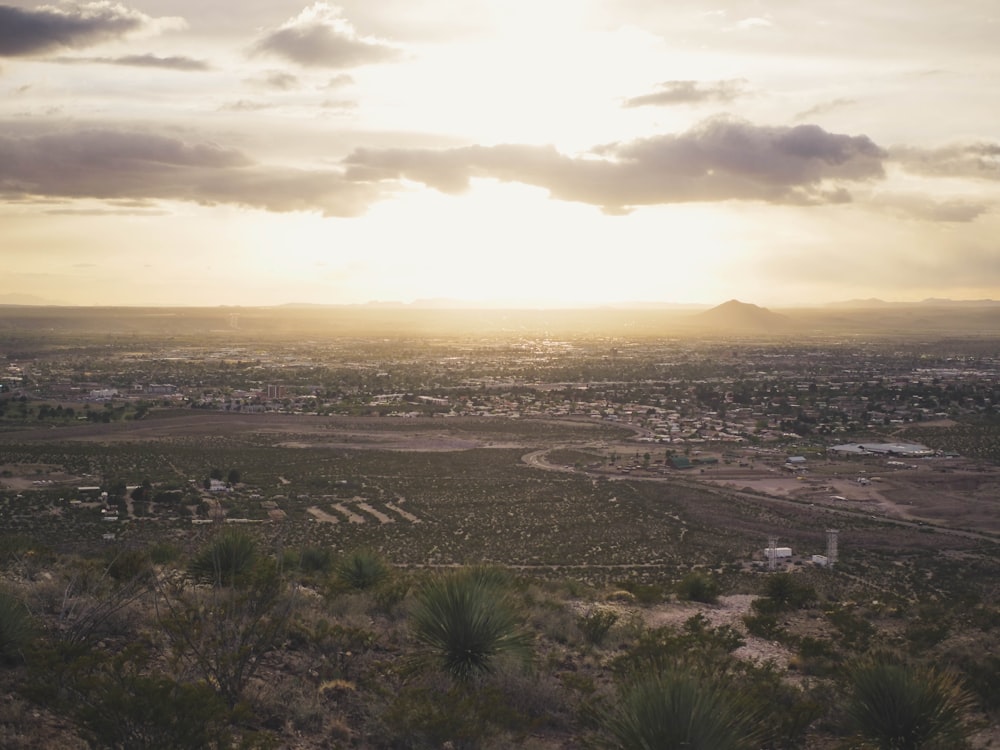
[1,1,998,308]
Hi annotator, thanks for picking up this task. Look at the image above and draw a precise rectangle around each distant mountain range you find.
[3,296,997,311]
[825,298,1000,309]
[1,298,999,337]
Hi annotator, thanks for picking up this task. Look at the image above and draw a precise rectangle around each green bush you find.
[844,652,975,750]
[335,548,389,590]
[757,572,816,611]
[579,607,620,646]
[189,530,257,586]
[602,670,759,750]
[0,590,33,664]
[297,545,333,574]
[410,569,533,682]
[675,572,720,604]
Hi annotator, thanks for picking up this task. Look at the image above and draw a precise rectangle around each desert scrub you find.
[410,568,533,681]
[601,670,760,750]
[843,651,975,750]
[675,571,720,604]
[335,548,390,590]
[189,529,257,586]
[0,590,34,664]
[578,607,620,646]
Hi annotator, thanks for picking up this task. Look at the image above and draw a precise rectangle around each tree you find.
[226,468,241,485]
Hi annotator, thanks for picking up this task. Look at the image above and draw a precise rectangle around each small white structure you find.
[812,554,829,566]
[764,546,793,560]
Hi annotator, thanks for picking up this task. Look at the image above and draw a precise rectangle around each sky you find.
[1,0,998,308]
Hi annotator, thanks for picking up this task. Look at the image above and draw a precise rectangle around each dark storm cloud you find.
[58,53,209,70]
[623,79,747,108]
[0,3,169,57]
[344,118,886,212]
[252,4,399,69]
[893,142,1000,180]
[0,128,381,217]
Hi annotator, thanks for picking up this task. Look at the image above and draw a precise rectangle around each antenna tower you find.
[826,529,839,568]
[767,535,778,571]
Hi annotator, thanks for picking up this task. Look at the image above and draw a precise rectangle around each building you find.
[829,442,934,457]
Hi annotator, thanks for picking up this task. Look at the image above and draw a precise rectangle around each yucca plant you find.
[845,652,975,749]
[603,670,756,750]
[189,530,257,586]
[410,569,533,681]
[602,670,758,750]
[0,591,34,664]
[335,548,390,590]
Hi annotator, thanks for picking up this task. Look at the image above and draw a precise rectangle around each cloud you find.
[0,128,380,216]
[252,3,399,69]
[261,71,300,90]
[623,79,748,108]
[322,73,354,89]
[794,98,857,121]
[0,2,184,57]
[344,117,887,213]
[872,192,990,222]
[59,53,209,70]
[893,142,1000,180]
[220,100,276,112]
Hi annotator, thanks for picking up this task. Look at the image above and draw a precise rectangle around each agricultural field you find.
[0,324,998,748]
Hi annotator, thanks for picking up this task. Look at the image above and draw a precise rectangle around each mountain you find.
[689,299,791,331]
[0,293,57,306]
[826,297,1000,309]
[918,298,1000,307]
[825,298,893,308]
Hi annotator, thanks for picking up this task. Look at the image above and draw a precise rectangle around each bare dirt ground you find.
[571,594,794,669]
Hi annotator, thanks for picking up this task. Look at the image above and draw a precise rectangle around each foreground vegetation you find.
[0,526,996,749]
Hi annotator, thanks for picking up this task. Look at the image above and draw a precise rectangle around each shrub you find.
[70,647,236,750]
[410,569,533,682]
[759,572,816,611]
[297,545,333,574]
[602,670,759,750]
[675,572,720,604]
[158,568,294,708]
[149,542,181,566]
[105,547,153,583]
[189,530,257,586]
[613,615,743,678]
[579,607,620,646]
[335,548,389,591]
[844,652,975,750]
[0,591,33,665]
